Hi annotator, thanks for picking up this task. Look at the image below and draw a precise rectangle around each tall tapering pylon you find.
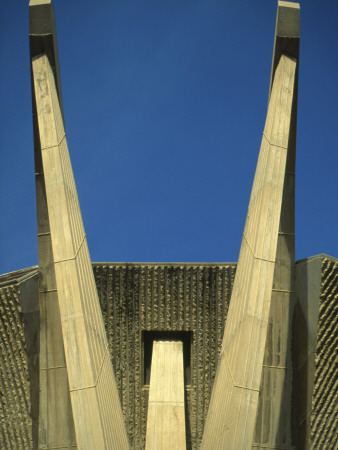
[30,1,129,448]
[201,2,299,448]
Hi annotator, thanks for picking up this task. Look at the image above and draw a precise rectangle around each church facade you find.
[0,1,337,449]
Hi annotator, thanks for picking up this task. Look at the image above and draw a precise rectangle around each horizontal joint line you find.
[54,234,86,264]
[243,234,274,263]
[41,365,66,371]
[45,447,77,449]
[30,33,53,37]
[38,232,51,236]
[262,132,288,149]
[252,445,296,449]
[44,446,77,449]
[234,384,260,392]
[69,385,96,392]
[39,289,57,293]
[262,365,287,370]
[278,232,295,236]
[272,289,295,293]
[69,346,109,393]
[41,134,66,151]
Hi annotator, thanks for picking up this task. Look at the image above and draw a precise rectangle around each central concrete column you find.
[146,341,186,449]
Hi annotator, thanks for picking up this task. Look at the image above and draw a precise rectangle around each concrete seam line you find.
[262,132,288,149]
[54,233,87,264]
[40,133,66,151]
[243,233,275,263]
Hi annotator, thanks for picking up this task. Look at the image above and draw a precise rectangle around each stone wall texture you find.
[93,263,236,449]
[1,259,337,449]
[310,257,338,449]
[0,281,33,448]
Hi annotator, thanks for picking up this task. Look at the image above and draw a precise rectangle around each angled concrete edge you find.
[32,51,129,449]
[201,53,297,449]
[29,0,64,117]
[29,2,76,446]
[253,4,299,446]
[269,1,300,97]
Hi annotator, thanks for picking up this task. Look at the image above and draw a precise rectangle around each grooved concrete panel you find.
[1,259,337,449]
[94,263,236,449]
[0,283,33,449]
[201,54,296,449]
[253,4,298,443]
[0,263,235,450]
[310,258,338,449]
[294,255,338,449]
[146,341,186,449]
[32,54,128,449]
[293,256,323,448]
[0,270,39,449]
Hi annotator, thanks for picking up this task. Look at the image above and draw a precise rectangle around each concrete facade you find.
[1,260,337,449]
[1,1,337,449]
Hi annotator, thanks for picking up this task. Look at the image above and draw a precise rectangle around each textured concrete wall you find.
[294,255,338,450]
[0,269,39,449]
[1,259,336,449]
[310,257,338,449]
[94,263,235,449]
[0,263,235,449]
[293,255,322,448]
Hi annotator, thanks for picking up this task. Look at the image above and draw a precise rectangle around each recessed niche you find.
[142,330,192,386]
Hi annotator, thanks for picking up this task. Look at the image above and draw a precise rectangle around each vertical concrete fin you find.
[146,341,186,450]
[254,3,299,447]
[29,1,76,448]
[29,0,64,116]
[269,1,300,98]
[201,53,296,449]
[31,53,129,448]
[293,256,323,448]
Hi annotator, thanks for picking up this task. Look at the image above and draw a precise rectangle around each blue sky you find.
[1,0,338,274]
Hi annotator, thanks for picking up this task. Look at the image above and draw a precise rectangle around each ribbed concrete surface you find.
[36,175,76,449]
[30,1,78,446]
[94,263,235,449]
[253,4,299,444]
[32,54,128,449]
[201,54,296,449]
[1,258,337,449]
[0,284,32,449]
[310,258,338,449]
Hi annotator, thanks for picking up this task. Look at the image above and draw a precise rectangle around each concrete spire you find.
[201,3,299,448]
[29,1,75,447]
[253,2,299,447]
[30,2,129,448]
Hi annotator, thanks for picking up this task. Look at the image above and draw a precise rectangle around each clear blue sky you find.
[1,0,337,274]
